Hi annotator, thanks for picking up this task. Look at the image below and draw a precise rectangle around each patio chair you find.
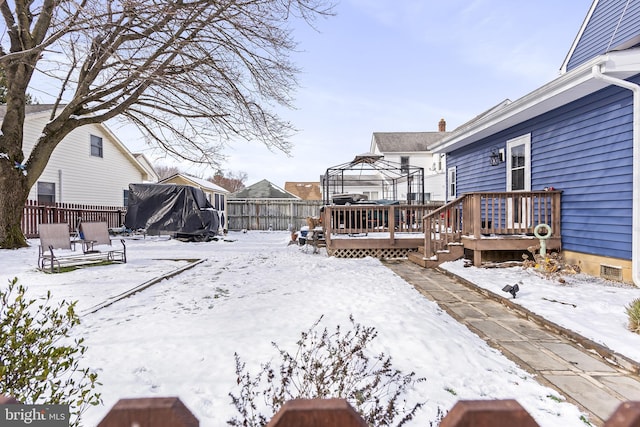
[79,221,127,263]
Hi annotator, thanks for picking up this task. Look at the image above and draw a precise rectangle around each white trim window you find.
[506,134,532,228]
[90,135,103,158]
[37,181,56,204]
[447,166,456,201]
[506,134,531,191]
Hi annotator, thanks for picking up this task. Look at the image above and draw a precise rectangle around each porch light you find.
[489,149,504,166]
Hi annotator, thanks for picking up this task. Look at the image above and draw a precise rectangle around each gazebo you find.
[322,153,425,205]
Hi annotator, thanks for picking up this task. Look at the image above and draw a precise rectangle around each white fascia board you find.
[560,0,600,74]
[433,50,640,153]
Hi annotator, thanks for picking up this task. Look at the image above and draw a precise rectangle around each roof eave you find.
[433,50,640,153]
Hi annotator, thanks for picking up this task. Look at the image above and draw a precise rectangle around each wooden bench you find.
[38,223,125,273]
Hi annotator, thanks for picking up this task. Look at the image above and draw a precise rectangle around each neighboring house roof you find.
[230,179,299,199]
[5,104,154,181]
[0,104,59,118]
[431,48,640,153]
[159,173,229,193]
[284,182,322,200]
[371,131,450,153]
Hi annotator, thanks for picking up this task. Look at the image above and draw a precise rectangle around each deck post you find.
[424,215,432,259]
[552,191,562,238]
[266,399,368,427]
[440,400,539,427]
[389,205,395,244]
[472,194,482,239]
[323,207,331,246]
[605,402,640,427]
[473,249,482,266]
[97,397,198,427]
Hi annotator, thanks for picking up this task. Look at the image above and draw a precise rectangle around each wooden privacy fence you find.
[22,200,126,238]
[2,396,637,427]
[227,199,324,231]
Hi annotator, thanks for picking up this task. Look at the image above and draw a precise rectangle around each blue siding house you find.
[429,0,640,284]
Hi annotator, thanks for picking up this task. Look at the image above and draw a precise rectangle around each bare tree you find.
[154,164,182,181]
[208,169,248,193]
[0,0,333,248]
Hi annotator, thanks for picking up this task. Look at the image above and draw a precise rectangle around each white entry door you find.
[506,134,531,229]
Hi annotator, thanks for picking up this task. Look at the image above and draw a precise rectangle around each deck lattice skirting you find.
[327,247,416,259]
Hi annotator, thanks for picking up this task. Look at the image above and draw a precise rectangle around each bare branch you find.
[0,0,335,247]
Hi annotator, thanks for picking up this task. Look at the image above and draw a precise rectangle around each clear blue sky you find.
[34,0,593,187]
[208,0,591,187]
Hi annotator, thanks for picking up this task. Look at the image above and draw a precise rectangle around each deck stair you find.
[409,191,562,268]
[408,242,464,268]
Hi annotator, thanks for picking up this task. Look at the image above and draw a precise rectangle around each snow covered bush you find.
[0,277,102,427]
[626,298,640,334]
[228,315,430,426]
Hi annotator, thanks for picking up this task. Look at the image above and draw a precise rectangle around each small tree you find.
[228,315,429,426]
[0,277,102,427]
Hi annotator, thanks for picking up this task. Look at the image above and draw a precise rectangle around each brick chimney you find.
[438,118,446,132]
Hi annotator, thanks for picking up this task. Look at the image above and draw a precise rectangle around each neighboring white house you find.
[369,119,449,202]
[17,105,157,207]
[133,153,160,183]
[158,173,230,230]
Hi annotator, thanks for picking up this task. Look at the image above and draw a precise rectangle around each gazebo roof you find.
[322,154,424,205]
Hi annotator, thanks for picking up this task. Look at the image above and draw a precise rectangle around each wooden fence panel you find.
[227,199,324,231]
[2,396,640,426]
[23,199,319,237]
[22,201,126,238]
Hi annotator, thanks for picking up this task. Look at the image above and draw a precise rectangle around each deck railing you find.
[322,203,443,237]
[422,191,562,259]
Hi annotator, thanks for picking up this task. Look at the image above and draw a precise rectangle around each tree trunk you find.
[0,161,30,248]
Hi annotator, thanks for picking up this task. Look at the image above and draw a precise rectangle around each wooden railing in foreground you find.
[3,395,638,426]
[22,200,126,238]
[422,191,562,260]
[322,203,442,237]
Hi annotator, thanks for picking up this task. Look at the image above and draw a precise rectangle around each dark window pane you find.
[512,169,525,191]
[37,182,55,204]
[401,156,409,173]
[512,145,525,168]
[90,135,103,157]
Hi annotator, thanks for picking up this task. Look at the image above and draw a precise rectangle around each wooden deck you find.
[321,191,562,266]
[321,203,440,258]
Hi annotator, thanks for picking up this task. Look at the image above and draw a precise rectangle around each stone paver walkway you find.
[383,260,640,426]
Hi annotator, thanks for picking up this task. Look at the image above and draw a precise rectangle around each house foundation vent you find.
[600,264,623,282]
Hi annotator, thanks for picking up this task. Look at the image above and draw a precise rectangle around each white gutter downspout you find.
[592,64,640,286]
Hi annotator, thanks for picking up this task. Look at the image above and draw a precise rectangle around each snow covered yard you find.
[1,231,628,426]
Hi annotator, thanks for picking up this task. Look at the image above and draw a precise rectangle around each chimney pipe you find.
[438,118,446,132]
